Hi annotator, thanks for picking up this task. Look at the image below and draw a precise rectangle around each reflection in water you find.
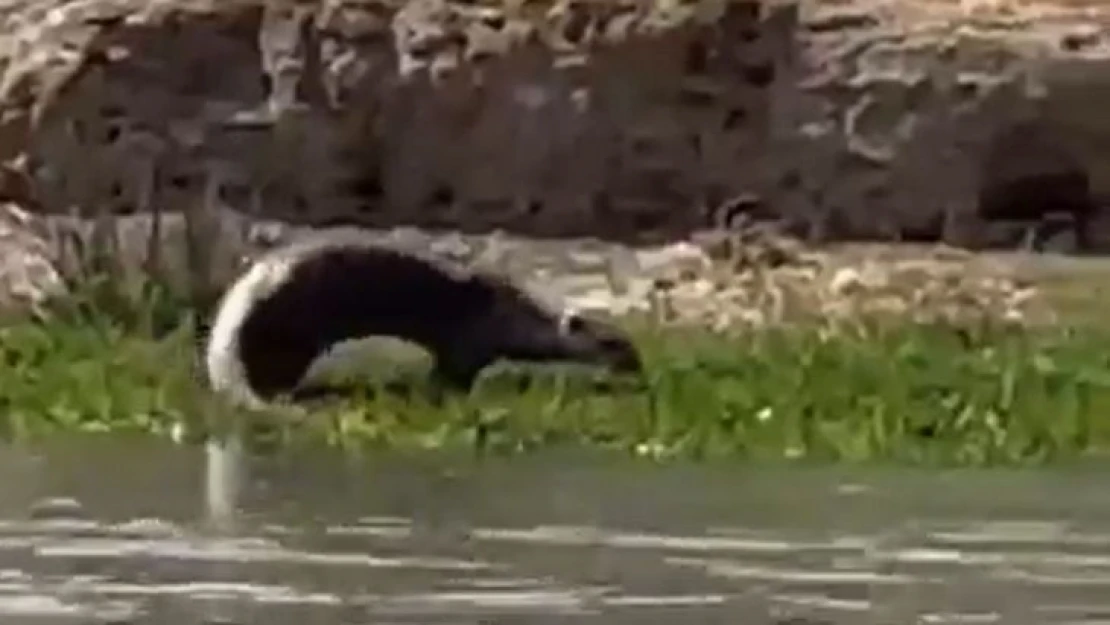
[205,434,244,532]
[0,437,1106,623]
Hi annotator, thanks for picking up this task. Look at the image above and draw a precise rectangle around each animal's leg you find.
[244,342,317,401]
[1074,210,1093,253]
[430,350,487,395]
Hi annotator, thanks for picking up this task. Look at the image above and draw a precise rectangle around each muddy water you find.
[0,438,1109,624]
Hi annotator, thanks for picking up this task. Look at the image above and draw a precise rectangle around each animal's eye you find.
[565,313,586,333]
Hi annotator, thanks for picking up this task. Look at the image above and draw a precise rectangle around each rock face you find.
[0,0,786,243]
[4,0,1110,244]
[0,0,1109,311]
[790,0,1110,250]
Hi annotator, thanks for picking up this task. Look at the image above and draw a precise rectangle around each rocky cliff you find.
[0,0,785,242]
[0,0,1107,314]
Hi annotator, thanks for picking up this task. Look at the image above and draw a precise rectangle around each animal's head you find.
[483,286,641,373]
[555,309,643,374]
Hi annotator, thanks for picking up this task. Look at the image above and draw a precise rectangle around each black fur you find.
[222,239,642,402]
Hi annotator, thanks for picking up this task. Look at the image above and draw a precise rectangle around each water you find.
[0,438,1109,624]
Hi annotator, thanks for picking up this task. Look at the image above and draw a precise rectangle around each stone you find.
[0,203,66,316]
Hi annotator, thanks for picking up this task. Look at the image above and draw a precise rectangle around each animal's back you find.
[240,241,494,352]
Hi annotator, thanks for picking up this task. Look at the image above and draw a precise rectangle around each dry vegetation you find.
[640,227,1054,334]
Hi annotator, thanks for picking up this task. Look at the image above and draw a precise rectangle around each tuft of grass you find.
[7,278,1110,467]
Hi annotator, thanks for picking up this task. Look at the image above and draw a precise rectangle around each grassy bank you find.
[5,274,1110,467]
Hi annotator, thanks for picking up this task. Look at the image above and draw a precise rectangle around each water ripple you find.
[0,443,1109,624]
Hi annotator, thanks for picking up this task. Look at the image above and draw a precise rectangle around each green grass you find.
[6,276,1110,467]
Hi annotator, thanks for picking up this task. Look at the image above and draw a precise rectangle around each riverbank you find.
[9,241,1110,467]
[1,0,1110,468]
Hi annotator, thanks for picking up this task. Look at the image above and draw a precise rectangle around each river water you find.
[0,437,1109,624]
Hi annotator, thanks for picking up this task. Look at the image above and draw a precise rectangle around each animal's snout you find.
[559,310,643,374]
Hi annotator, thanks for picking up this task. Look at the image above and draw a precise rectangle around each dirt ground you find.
[21,205,1110,333]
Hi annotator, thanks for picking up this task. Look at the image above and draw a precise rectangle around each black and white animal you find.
[202,235,643,408]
